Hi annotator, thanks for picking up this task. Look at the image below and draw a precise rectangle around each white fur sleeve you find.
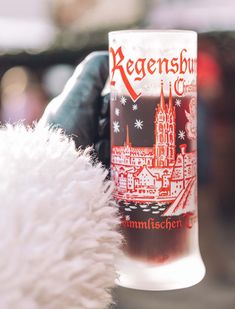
[0,124,121,309]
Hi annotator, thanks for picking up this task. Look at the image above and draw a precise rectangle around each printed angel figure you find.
[185,97,197,140]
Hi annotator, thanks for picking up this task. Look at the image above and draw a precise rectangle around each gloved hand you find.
[39,52,110,167]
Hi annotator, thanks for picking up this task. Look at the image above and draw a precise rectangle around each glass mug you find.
[109,30,205,290]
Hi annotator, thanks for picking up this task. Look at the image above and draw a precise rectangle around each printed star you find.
[175,99,181,107]
[132,104,138,111]
[125,215,130,221]
[178,130,186,140]
[134,119,144,130]
[115,108,120,116]
[120,96,127,105]
[113,121,120,133]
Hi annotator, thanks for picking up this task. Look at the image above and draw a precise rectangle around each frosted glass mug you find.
[109,30,205,290]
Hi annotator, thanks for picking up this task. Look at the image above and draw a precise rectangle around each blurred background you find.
[0,0,234,308]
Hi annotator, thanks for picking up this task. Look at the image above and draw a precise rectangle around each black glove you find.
[39,52,110,167]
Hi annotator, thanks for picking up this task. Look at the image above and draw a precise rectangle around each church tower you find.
[154,81,176,167]
[167,82,176,164]
[154,81,168,167]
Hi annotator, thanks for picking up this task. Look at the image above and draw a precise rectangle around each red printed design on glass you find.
[109,30,205,290]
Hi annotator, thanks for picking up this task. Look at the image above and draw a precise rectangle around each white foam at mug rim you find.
[109,29,197,36]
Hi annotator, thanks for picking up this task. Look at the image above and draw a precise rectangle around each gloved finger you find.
[100,93,110,119]
[95,139,110,167]
[95,93,110,167]
[98,94,110,139]
[39,51,109,148]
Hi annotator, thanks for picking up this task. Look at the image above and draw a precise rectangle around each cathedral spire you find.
[125,125,130,146]
[160,80,166,110]
[168,82,173,111]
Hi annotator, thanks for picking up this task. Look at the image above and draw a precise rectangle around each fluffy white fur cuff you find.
[0,125,121,309]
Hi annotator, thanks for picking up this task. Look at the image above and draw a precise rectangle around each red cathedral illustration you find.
[111,82,197,216]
